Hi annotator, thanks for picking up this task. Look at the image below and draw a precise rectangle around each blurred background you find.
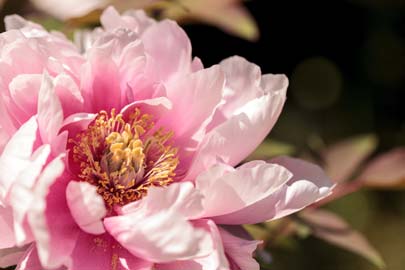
[0,0,404,269]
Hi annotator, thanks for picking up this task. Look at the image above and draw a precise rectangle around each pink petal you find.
[37,73,63,146]
[66,181,107,235]
[0,206,16,249]
[161,65,224,141]
[122,182,204,220]
[218,227,261,270]
[198,158,333,224]
[155,219,229,270]
[105,185,212,263]
[28,156,79,269]
[0,246,27,268]
[0,116,38,203]
[142,20,192,83]
[187,72,288,179]
[53,73,84,117]
[9,74,42,123]
[196,161,292,220]
[9,145,51,245]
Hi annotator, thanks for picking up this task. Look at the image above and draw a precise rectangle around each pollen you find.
[70,108,179,208]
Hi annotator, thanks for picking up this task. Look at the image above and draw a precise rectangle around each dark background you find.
[184,1,405,270]
[1,0,404,269]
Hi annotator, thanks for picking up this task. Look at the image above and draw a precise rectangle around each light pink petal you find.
[66,181,107,235]
[155,219,229,270]
[0,116,38,203]
[215,157,333,224]
[120,97,172,122]
[28,156,79,269]
[10,145,51,245]
[142,20,192,83]
[187,73,288,179]
[0,246,27,268]
[218,227,261,270]
[161,65,224,141]
[218,56,262,117]
[122,182,204,220]
[104,210,212,263]
[9,74,42,123]
[196,161,292,220]
[0,206,16,249]
[37,73,63,146]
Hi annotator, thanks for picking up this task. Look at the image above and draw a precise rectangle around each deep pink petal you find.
[28,156,80,269]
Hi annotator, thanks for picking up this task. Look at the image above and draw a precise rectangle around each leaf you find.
[299,209,386,269]
[357,147,405,188]
[322,134,377,183]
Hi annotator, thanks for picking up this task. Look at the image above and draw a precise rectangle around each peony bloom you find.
[0,7,333,270]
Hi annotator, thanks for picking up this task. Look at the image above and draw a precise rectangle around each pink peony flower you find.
[0,7,333,270]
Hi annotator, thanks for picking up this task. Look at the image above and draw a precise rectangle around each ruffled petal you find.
[187,69,288,179]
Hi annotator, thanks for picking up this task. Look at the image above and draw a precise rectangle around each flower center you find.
[70,109,179,208]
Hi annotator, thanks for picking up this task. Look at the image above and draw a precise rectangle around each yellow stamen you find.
[70,108,179,208]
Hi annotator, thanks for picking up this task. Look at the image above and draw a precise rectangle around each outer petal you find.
[122,182,204,220]
[218,227,261,270]
[28,156,80,269]
[196,161,292,219]
[155,219,229,270]
[10,145,51,245]
[66,181,107,235]
[0,116,38,203]
[187,72,288,179]
[211,158,334,224]
[105,184,212,263]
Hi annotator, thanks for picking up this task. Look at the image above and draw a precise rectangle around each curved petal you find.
[28,156,80,269]
[218,227,261,270]
[66,181,107,235]
[142,20,192,83]
[15,245,42,270]
[0,116,38,203]
[9,145,51,245]
[155,219,229,270]
[37,73,63,146]
[122,182,204,220]
[196,161,292,220]
[105,184,211,263]
[187,73,288,180]
[211,158,334,224]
